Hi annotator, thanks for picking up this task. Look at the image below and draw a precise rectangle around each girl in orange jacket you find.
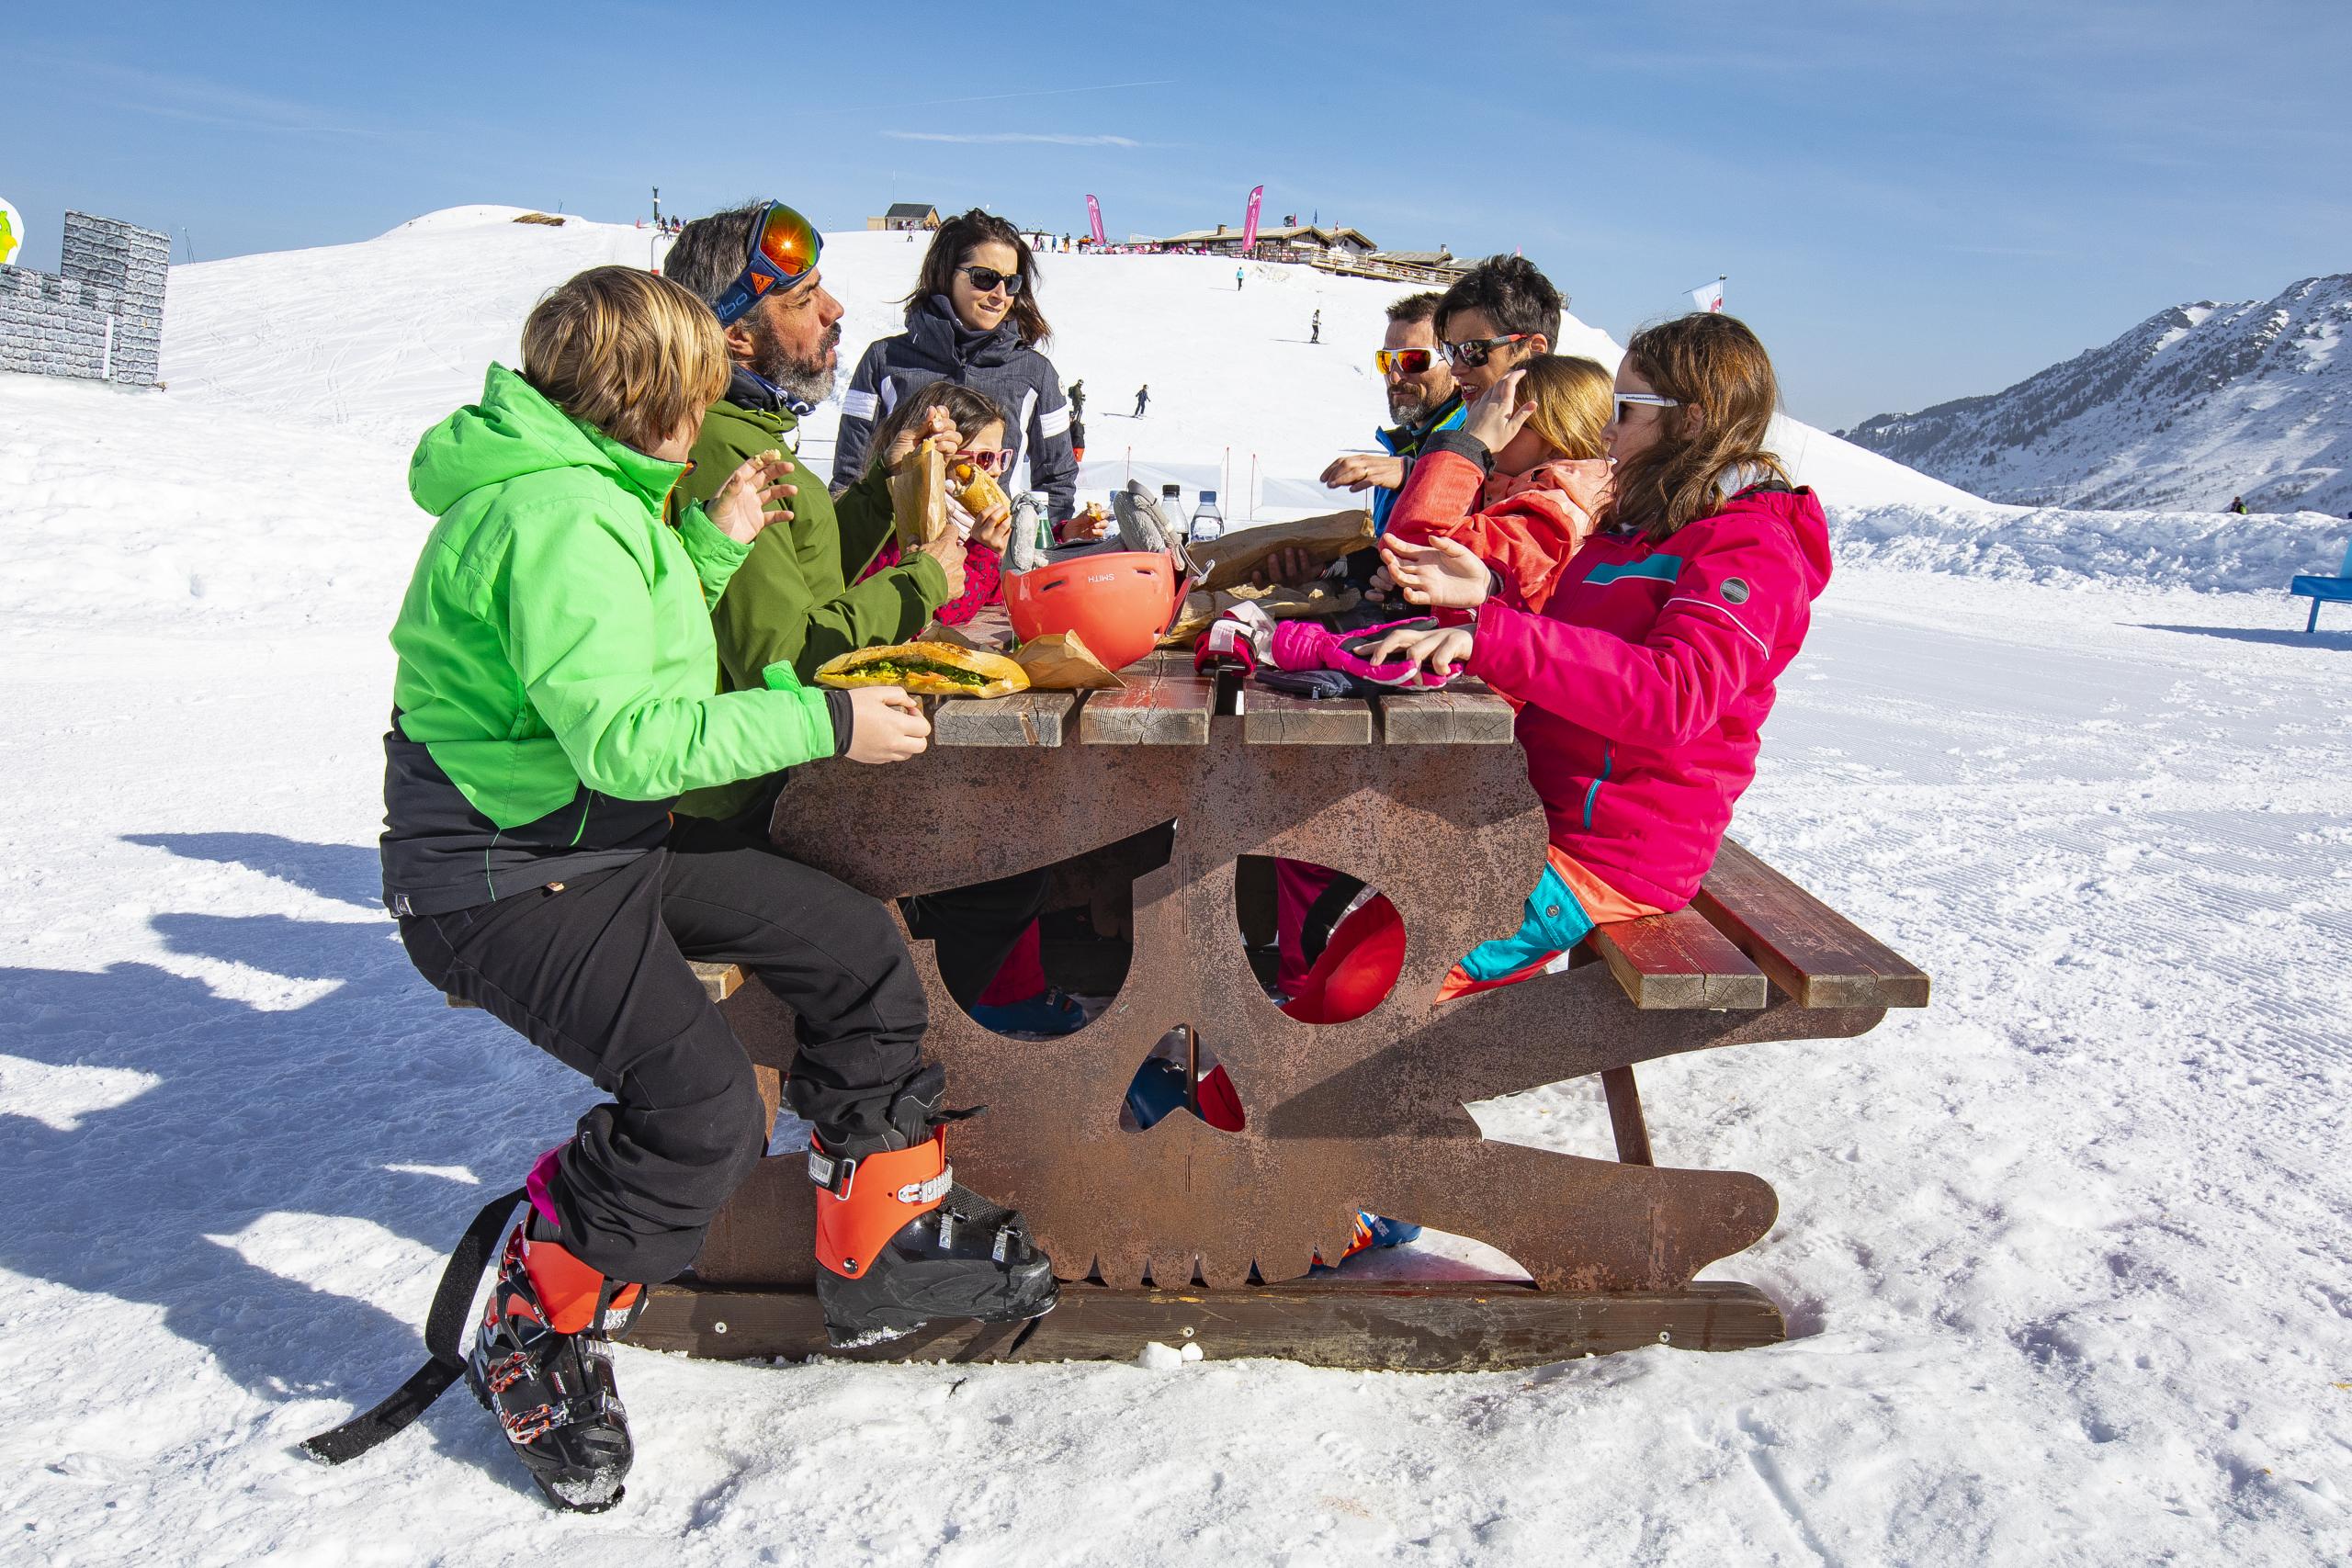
[1379,353,1615,614]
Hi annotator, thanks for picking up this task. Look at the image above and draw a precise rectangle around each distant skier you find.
[2228,496,2249,514]
[1236,267,1245,292]
[1134,383,1149,417]
[1311,309,1321,344]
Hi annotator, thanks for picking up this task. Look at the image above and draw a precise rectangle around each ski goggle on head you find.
[711,203,823,326]
[1374,347,1442,376]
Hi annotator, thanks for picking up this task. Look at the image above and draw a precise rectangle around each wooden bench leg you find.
[1600,1065,1655,1167]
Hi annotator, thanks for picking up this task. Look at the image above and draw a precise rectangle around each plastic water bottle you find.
[1188,490,1227,544]
[1159,483,1185,534]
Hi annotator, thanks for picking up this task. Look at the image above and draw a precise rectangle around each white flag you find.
[1690,277,1725,313]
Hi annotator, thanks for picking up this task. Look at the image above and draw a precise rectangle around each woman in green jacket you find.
[365,265,1057,1513]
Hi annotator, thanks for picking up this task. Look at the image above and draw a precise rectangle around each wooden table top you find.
[924,650,1519,749]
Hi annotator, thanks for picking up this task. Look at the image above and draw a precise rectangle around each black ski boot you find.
[809,1066,1058,1348]
[465,1220,641,1513]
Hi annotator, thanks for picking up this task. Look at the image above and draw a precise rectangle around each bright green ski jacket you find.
[389,364,838,830]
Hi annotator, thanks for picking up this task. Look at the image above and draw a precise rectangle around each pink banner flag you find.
[1085,194,1105,247]
[1241,185,1264,254]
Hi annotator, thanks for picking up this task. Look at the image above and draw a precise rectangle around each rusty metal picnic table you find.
[632,651,1929,1370]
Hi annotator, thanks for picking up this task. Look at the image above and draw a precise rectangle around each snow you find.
[163,216,1980,517]
[4,212,2349,1566]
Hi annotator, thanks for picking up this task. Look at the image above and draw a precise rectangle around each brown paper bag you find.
[1188,508,1375,593]
[1013,629,1125,690]
[888,445,949,553]
[1159,582,1363,647]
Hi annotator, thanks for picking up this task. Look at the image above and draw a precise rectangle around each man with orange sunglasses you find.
[1317,290,1467,535]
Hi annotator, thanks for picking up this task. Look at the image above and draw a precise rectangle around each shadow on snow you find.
[0,832,588,1493]
[2135,622,2352,651]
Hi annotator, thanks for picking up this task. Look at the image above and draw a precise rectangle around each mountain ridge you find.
[1839,273,2352,514]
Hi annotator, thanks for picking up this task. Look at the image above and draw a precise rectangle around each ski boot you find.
[809,1066,1058,1348]
[465,1218,642,1513]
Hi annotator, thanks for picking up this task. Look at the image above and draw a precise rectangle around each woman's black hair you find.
[904,209,1053,346]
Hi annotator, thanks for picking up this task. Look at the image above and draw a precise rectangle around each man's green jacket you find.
[673,370,948,818]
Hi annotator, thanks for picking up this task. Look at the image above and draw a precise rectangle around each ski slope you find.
[162,208,1980,517]
[2,211,2347,1566]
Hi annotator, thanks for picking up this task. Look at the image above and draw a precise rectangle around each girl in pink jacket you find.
[1373,313,1831,996]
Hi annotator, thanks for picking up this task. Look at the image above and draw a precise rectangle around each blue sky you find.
[5,0,2346,428]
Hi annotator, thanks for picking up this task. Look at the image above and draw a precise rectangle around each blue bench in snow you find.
[2290,540,2352,632]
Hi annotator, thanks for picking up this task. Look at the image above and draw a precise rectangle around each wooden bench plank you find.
[1079,656,1216,745]
[1375,683,1518,745]
[929,691,1078,748]
[1692,839,1931,1010]
[634,1279,1785,1369]
[451,960,742,1009]
[1589,907,1770,1010]
[1240,685,1374,745]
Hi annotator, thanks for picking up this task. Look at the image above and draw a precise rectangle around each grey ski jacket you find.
[831,296,1080,520]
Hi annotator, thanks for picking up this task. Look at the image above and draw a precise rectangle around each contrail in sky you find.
[888,78,1176,109]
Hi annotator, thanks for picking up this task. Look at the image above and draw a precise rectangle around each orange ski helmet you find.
[1005,550,1187,671]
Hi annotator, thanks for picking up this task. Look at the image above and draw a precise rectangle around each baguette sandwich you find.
[813,641,1030,699]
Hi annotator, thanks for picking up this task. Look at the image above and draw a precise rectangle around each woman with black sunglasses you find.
[831,209,1080,524]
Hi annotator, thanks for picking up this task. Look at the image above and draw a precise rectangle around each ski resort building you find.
[1148,223,1379,262]
[866,203,942,231]
[0,210,169,388]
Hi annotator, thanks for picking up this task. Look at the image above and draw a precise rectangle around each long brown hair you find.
[1516,355,1612,462]
[905,209,1054,346]
[1608,313,1788,541]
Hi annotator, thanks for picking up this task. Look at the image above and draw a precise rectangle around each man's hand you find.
[1462,369,1535,453]
[843,686,930,764]
[1058,505,1114,543]
[1245,547,1323,588]
[1319,453,1408,492]
[1378,534,1491,609]
[709,451,797,544]
[884,407,961,471]
[919,530,969,599]
[1359,621,1474,678]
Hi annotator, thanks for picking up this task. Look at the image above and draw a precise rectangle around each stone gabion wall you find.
[0,211,170,387]
[0,268,117,380]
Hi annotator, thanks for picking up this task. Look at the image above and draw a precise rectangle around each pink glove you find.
[1271,616,1462,689]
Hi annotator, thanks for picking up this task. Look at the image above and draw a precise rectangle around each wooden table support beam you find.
[632,1278,1785,1370]
[1600,1065,1655,1167]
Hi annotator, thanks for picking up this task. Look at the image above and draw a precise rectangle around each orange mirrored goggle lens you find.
[755,205,821,282]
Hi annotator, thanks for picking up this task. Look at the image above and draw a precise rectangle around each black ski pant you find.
[714,779,1048,1015]
[398,815,927,1284]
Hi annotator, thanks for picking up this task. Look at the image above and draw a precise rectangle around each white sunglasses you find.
[1612,392,1681,422]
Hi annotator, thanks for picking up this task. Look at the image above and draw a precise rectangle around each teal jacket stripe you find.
[1583,555,1685,587]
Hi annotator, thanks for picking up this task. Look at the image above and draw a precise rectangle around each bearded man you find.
[663,202,1054,1035]
[1318,290,1468,533]
[663,202,966,761]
